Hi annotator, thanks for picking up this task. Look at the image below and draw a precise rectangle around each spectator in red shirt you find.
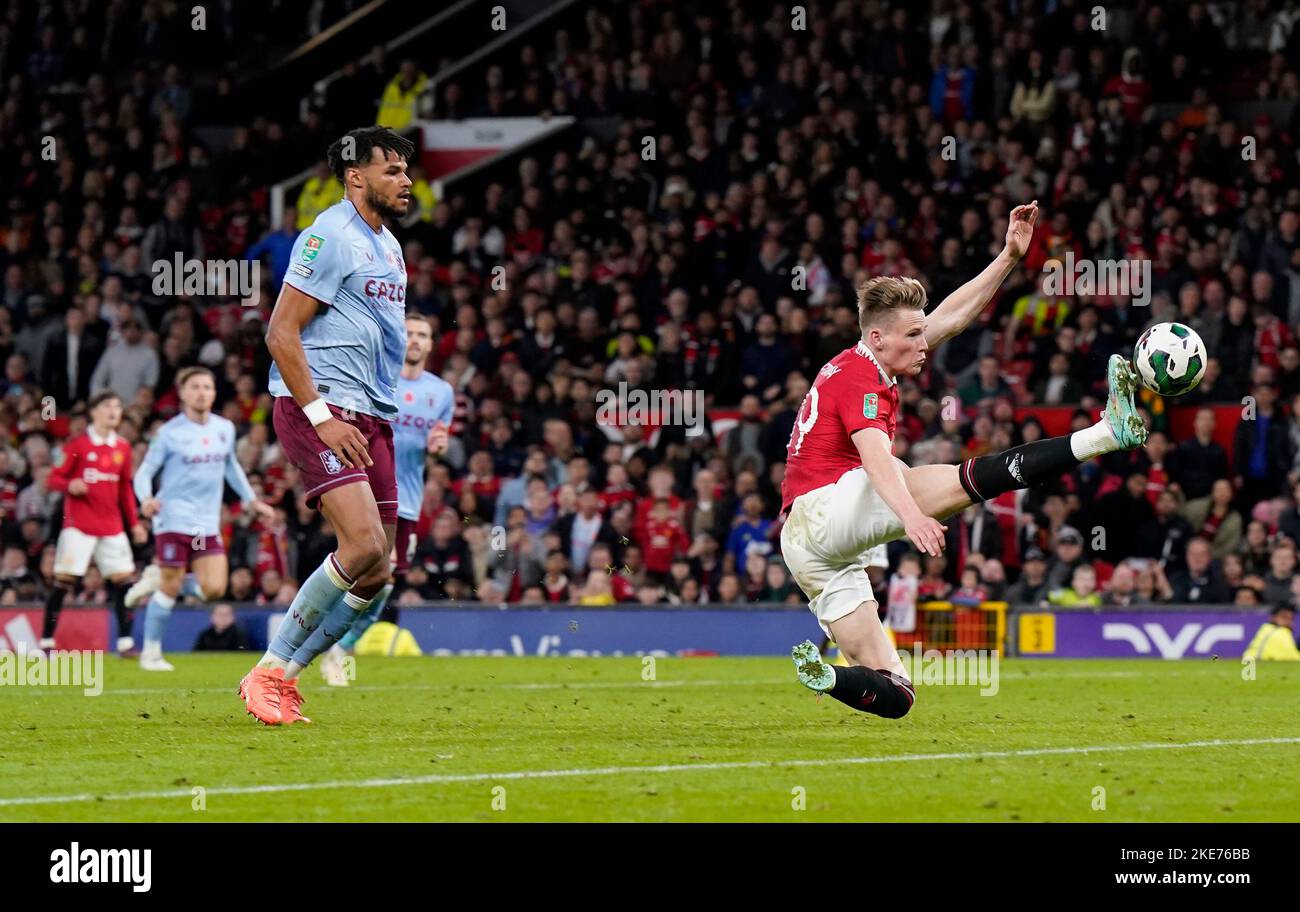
[635,497,690,580]
[1102,48,1152,124]
[541,551,571,602]
[918,555,953,601]
[634,465,683,529]
[600,462,638,513]
[1253,306,1292,371]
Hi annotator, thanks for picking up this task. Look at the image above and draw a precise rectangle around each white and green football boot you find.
[1104,354,1148,450]
[792,640,835,692]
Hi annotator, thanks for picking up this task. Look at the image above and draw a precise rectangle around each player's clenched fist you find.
[427,420,450,455]
[904,515,948,557]
[316,417,373,468]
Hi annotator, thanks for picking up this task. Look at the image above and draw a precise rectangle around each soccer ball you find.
[1132,322,1207,396]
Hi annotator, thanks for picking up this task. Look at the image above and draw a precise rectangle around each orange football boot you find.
[280,676,311,724]
[238,666,285,725]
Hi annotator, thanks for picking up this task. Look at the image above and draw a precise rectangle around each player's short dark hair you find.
[88,390,120,411]
[404,311,434,330]
[176,365,214,389]
[857,276,927,333]
[327,126,416,181]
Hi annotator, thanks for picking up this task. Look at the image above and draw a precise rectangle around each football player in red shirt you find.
[783,201,1149,719]
[40,390,148,653]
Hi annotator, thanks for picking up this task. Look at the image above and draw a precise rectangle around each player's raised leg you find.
[904,354,1148,521]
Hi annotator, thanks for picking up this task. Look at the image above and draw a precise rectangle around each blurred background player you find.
[320,311,452,686]
[239,125,413,724]
[128,366,274,671]
[40,390,147,653]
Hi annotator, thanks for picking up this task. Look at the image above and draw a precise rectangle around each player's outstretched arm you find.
[851,427,947,557]
[923,200,1039,350]
[266,284,373,469]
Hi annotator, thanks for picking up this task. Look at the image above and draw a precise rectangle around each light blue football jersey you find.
[393,371,455,521]
[134,413,255,536]
[268,199,408,420]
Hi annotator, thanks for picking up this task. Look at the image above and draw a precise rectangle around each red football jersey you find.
[47,430,139,537]
[635,515,690,574]
[781,341,900,512]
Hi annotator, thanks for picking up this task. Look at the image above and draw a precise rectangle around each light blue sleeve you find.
[282,225,347,306]
[224,434,256,505]
[134,430,168,505]
[437,384,454,426]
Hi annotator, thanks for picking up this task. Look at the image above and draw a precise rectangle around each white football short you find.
[53,528,135,579]
[780,463,907,636]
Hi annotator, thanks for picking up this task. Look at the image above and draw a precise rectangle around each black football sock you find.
[958,436,1079,503]
[382,571,406,624]
[827,665,916,719]
[41,584,72,640]
[108,582,133,642]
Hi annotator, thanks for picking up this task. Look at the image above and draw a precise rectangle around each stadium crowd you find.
[3,0,1300,615]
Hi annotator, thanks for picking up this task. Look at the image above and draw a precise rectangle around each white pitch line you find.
[1,736,1296,809]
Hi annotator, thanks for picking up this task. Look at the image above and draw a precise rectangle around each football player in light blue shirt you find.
[322,312,453,684]
[242,126,416,724]
[128,366,274,670]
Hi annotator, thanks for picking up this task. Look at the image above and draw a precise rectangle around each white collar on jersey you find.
[87,427,118,447]
[854,340,896,387]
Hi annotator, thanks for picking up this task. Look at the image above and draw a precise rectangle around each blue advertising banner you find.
[145,604,1283,659]
[154,605,826,657]
[1020,609,1272,659]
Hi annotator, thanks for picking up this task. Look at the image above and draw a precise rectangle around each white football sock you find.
[1069,420,1119,462]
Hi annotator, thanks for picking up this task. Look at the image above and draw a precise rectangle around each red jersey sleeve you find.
[833,369,895,440]
[118,442,139,529]
[47,437,81,493]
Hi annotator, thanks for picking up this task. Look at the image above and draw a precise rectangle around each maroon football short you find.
[394,516,420,573]
[155,532,226,568]
[273,397,398,524]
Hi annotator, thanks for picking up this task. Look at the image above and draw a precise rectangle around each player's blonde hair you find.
[176,365,214,390]
[857,276,927,334]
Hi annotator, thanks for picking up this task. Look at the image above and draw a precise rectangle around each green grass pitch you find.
[1,654,1297,822]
